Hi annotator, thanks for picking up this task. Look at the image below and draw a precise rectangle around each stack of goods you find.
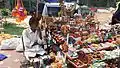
[50,52,67,68]
[103,50,120,60]
[68,51,93,68]
[89,50,120,68]
[51,23,120,68]
[110,24,120,35]
[61,25,70,36]
[68,59,88,68]
[46,10,120,68]
[0,34,13,44]
[84,34,100,44]
[53,35,65,44]
[89,62,106,68]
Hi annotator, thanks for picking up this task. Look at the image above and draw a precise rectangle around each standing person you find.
[111,3,120,25]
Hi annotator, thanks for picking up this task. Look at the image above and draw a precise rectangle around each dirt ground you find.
[95,12,113,23]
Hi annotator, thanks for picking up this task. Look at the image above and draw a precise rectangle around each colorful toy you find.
[12,0,27,23]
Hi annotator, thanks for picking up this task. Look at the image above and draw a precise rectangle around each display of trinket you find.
[61,42,69,52]
[50,52,65,68]
[81,30,90,41]
[91,51,104,60]
[105,58,119,68]
[61,25,70,36]
[65,50,78,60]
[68,59,88,68]
[115,35,120,45]
[77,51,89,64]
[110,24,120,36]
[75,15,83,25]
[71,59,84,66]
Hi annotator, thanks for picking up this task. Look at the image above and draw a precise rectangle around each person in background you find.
[29,9,36,17]
[111,3,120,25]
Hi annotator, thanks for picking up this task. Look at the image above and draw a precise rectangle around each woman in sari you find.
[111,3,120,25]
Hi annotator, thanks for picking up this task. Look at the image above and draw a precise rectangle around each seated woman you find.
[22,15,46,60]
[111,3,120,25]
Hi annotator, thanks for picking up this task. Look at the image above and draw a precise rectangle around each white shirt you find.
[22,28,46,59]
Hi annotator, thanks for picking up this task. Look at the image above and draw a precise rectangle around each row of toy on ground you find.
[50,21,120,53]
[49,16,120,51]
[52,12,97,24]
[44,15,120,68]
[52,25,111,44]
[52,25,120,68]
[52,31,116,67]
[50,13,99,34]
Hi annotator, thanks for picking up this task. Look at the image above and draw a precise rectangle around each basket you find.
[68,59,88,68]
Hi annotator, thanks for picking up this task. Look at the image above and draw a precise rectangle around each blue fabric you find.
[0,54,7,61]
[48,0,58,2]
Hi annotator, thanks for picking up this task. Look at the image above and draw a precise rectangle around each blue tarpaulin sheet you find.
[0,54,7,61]
[48,0,58,2]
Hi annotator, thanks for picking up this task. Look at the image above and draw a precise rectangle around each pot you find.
[81,31,89,36]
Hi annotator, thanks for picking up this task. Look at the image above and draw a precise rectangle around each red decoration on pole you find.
[12,0,27,23]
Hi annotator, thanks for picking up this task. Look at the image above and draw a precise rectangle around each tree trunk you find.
[29,0,32,11]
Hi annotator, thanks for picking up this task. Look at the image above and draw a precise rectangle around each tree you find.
[117,0,120,2]
[0,0,9,8]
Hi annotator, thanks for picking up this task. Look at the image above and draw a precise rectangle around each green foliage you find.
[117,0,120,2]
[0,8,10,17]
[23,0,36,11]
[3,23,25,35]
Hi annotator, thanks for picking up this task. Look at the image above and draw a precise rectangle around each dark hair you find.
[29,17,43,40]
[30,9,36,15]
[29,17,39,27]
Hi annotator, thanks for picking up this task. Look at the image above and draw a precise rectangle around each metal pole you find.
[36,0,39,17]
[29,0,31,12]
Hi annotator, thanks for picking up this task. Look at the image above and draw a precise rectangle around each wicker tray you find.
[68,59,88,68]
[63,52,78,60]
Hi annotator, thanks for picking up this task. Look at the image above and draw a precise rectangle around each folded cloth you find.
[0,54,7,61]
